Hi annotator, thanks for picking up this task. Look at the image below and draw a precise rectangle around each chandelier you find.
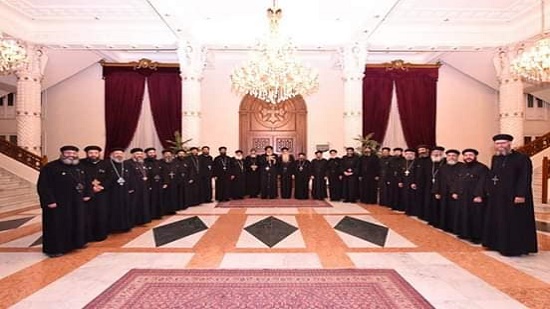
[0,34,27,75]
[230,1,318,104]
[510,0,550,83]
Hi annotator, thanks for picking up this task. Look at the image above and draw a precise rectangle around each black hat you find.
[130,148,143,154]
[218,146,227,151]
[161,149,173,154]
[176,149,186,153]
[264,146,273,150]
[144,147,156,153]
[189,147,199,151]
[346,147,355,151]
[445,149,460,155]
[416,144,430,150]
[432,146,445,152]
[314,150,322,154]
[281,147,289,151]
[60,145,79,152]
[492,134,513,142]
[393,147,403,152]
[404,148,416,153]
[329,149,337,153]
[462,148,479,156]
[235,150,243,154]
[381,147,391,151]
[84,145,102,152]
[298,152,306,156]
[201,146,210,150]
[110,147,125,153]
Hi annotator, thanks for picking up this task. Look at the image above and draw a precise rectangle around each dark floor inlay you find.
[153,216,208,247]
[334,216,389,247]
[30,235,43,247]
[0,216,35,232]
[244,216,298,248]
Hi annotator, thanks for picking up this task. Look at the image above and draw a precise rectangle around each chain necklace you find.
[110,159,126,185]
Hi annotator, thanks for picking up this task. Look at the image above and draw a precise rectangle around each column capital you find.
[493,48,521,84]
[339,43,368,81]
[15,44,47,81]
[177,41,207,81]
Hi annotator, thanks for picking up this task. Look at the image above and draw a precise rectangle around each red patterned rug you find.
[216,198,332,208]
[85,269,433,309]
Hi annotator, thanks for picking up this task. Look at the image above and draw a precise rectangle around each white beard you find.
[447,160,457,166]
[431,156,442,162]
[111,157,124,163]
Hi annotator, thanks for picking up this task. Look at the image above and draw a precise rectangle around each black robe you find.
[159,159,179,215]
[311,158,328,200]
[435,162,463,232]
[80,158,110,242]
[145,158,163,220]
[231,158,246,199]
[483,151,538,256]
[294,159,311,199]
[378,156,392,207]
[183,155,201,207]
[453,161,489,243]
[341,154,360,203]
[359,155,380,204]
[105,160,133,232]
[426,160,445,227]
[37,160,91,255]
[388,156,405,210]
[213,155,232,201]
[126,159,151,225]
[259,153,279,199]
[327,158,342,201]
[244,155,261,198]
[278,155,295,199]
[199,154,214,203]
[414,156,431,219]
[399,159,419,213]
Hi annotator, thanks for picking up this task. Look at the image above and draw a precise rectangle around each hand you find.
[292,175,295,179]
[162,184,168,189]
[514,197,525,204]
[410,183,417,190]
[92,186,103,193]
[189,180,194,184]
[473,197,482,203]
[339,176,343,180]
[230,175,235,180]
[83,197,91,202]
[375,176,379,181]
[47,203,57,208]
[435,194,441,200]
[452,193,458,200]
[128,190,135,194]
[398,183,403,188]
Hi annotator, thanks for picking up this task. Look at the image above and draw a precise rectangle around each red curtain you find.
[394,68,438,148]
[147,72,182,149]
[104,71,146,153]
[362,67,394,142]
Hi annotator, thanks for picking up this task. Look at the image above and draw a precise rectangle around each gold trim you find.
[99,58,179,68]
[366,60,442,70]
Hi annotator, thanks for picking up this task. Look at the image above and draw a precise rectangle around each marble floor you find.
[0,201,548,309]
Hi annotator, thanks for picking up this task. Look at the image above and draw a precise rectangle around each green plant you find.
[166,131,192,154]
[354,133,380,154]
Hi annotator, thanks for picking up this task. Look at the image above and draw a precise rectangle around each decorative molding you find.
[99,58,178,68]
[339,43,368,79]
[367,59,442,71]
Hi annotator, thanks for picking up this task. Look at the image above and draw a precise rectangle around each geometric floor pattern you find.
[0,200,548,309]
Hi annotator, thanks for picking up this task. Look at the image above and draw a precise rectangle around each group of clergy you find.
[37,133,537,258]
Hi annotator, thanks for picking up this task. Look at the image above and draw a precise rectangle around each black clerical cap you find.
[201,146,210,150]
[144,147,156,153]
[346,147,355,151]
[218,146,227,151]
[329,149,338,153]
[445,149,460,155]
[235,150,243,154]
[432,146,445,152]
[462,148,479,155]
[492,134,513,142]
[416,144,430,150]
[281,147,289,151]
[162,149,173,154]
[110,147,125,153]
[264,145,273,150]
[381,147,391,151]
[393,147,403,151]
[404,148,416,153]
[130,148,143,154]
[298,152,306,156]
[84,145,102,152]
[176,149,186,153]
[60,145,79,152]
[315,150,322,154]
[189,147,199,151]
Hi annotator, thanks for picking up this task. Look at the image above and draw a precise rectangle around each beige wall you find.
[41,51,499,164]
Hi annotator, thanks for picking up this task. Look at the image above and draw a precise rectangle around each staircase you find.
[0,167,39,214]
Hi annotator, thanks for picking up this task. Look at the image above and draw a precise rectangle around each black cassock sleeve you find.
[37,164,56,206]
[514,154,532,198]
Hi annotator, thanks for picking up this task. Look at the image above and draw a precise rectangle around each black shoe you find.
[47,253,63,258]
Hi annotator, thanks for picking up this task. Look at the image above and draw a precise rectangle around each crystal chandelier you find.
[0,34,27,75]
[230,1,318,104]
[510,0,550,83]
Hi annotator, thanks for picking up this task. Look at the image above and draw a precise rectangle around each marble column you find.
[15,44,47,155]
[493,49,525,146]
[340,44,367,147]
[177,41,206,145]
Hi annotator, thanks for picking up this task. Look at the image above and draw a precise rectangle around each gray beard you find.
[447,160,457,166]
[431,156,442,163]
[61,157,79,165]
[164,158,173,163]
[111,157,124,164]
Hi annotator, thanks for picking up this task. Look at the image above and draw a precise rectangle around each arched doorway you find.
[239,94,307,155]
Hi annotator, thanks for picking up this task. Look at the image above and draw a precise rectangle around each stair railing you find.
[0,139,47,171]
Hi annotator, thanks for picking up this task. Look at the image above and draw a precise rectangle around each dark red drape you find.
[147,72,182,149]
[362,67,394,142]
[394,68,438,148]
[104,71,146,153]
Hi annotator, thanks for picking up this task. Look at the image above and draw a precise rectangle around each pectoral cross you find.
[92,179,101,187]
[492,175,499,185]
[169,171,175,179]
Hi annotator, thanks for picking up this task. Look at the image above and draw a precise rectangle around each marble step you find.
[0,187,37,198]
[535,214,550,232]
[535,204,550,213]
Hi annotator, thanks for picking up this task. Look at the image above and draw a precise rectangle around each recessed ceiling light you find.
[131,45,137,49]
[475,47,481,50]
[85,45,91,49]
[94,16,100,20]
[224,45,228,49]
[452,47,458,50]
[363,29,368,33]
[164,13,170,17]
[374,15,380,19]
[176,28,182,32]
[431,47,436,50]
[443,18,449,22]
[206,16,211,20]
[108,45,113,49]
[335,17,340,21]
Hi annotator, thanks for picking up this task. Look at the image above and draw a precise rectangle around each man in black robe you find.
[311,151,328,200]
[38,145,91,257]
[199,146,214,203]
[183,147,201,207]
[231,150,246,199]
[278,147,295,199]
[294,152,311,199]
[483,134,538,256]
[341,147,360,203]
[145,147,163,220]
[378,147,392,207]
[244,149,261,198]
[126,148,151,225]
[359,147,380,204]
[259,146,279,199]
[453,149,489,244]
[106,148,133,232]
[213,146,232,202]
[159,149,178,215]
[435,149,463,232]
[388,148,405,210]
[414,145,432,220]
[398,149,419,214]
[80,145,110,242]
[425,146,445,227]
[327,149,342,201]
[175,149,188,210]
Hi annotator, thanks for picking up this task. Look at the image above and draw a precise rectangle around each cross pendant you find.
[492,175,499,185]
